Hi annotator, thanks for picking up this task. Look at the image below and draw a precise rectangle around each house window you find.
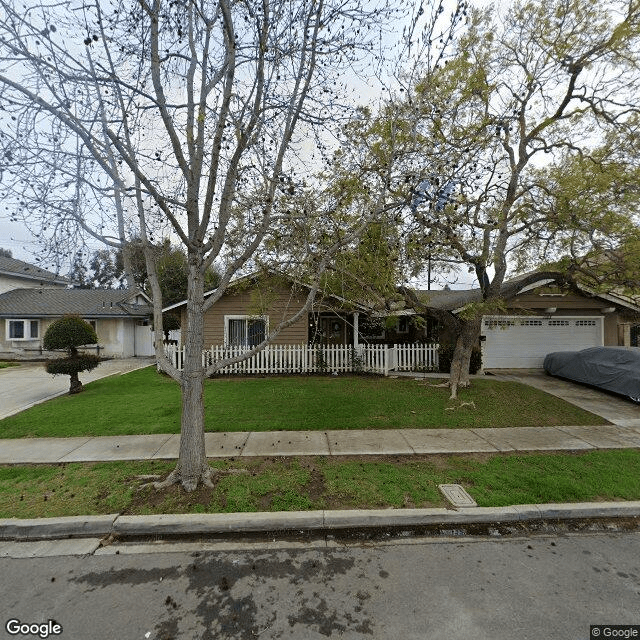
[396,317,409,334]
[225,315,268,347]
[85,319,97,332]
[7,319,39,340]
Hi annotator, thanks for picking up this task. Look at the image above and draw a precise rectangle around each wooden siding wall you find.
[184,287,313,346]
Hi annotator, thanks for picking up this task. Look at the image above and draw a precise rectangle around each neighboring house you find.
[164,273,371,348]
[0,255,70,294]
[0,288,154,358]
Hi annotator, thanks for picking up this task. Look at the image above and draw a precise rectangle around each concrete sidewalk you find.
[2,423,640,464]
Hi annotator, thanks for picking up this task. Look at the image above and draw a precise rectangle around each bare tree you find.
[0,0,403,490]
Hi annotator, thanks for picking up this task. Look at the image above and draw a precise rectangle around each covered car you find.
[543,347,640,403]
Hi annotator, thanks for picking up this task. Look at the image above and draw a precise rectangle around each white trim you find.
[516,278,557,294]
[5,318,40,341]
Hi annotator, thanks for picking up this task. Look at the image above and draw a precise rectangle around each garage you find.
[481,315,604,369]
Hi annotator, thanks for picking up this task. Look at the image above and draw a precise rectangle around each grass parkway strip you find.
[0,366,605,438]
[1,450,640,519]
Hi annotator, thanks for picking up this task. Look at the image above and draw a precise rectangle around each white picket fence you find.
[164,343,439,376]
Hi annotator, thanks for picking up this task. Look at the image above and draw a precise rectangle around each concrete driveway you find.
[0,358,154,420]
[492,369,640,427]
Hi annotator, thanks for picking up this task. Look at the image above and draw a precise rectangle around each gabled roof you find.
[0,288,151,318]
[410,273,640,314]
[0,255,70,286]
[163,270,375,313]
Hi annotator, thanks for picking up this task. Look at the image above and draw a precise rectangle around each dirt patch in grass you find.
[3,449,640,518]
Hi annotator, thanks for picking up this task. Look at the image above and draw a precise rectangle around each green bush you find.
[46,354,101,377]
[43,315,97,352]
[43,316,100,394]
[438,343,482,375]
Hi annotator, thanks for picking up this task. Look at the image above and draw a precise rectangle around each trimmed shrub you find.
[46,354,101,377]
[438,343,482,375]
[43,315,97,351]
[43,316,100,394]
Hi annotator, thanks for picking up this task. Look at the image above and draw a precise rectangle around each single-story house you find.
[0,255,70,294]
[165,271,640,370]
[407,274,640,369]
[163,273,372,348]
[0,288,154,358]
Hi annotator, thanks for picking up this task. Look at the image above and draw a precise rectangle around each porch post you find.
[353,312,359,347]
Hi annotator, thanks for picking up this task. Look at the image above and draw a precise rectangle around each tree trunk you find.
[448,316,482,400]
[177,258,209,491]
[69,372,83,394]
[154,256,212,492]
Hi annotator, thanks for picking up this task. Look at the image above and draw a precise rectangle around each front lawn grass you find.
[0,366,605,439]
[1,449,639,518]
[0,361,19,369]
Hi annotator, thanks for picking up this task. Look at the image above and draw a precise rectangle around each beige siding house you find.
[165,276,365,348]
[412,276,640,369]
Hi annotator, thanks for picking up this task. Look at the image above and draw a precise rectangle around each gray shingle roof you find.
[0,288,151,318]
[0,255,70,285]
[412,288,483,311]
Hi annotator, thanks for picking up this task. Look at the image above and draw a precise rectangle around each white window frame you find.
[224,315,269,348]
[6,319,40,341]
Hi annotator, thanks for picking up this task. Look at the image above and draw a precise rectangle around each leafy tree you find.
[0,248,12,258]
[342,0,640,398]
[43,316,100,394]
[0,0,404,490]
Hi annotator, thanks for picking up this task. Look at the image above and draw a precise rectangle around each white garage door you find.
[481,316,603,369]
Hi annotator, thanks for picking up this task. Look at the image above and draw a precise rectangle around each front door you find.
[320,317,346,345]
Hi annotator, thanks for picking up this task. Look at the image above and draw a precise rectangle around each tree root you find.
[137,466,249,492]
[444,401,476,411]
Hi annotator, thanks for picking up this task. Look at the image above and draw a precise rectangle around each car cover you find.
[544,347,640,402]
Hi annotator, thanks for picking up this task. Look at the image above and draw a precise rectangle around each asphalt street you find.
[1,531,639,640]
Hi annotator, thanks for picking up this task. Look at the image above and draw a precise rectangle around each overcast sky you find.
[0,0,495,289]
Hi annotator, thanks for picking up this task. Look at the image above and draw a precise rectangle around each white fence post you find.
[164,342,440,375]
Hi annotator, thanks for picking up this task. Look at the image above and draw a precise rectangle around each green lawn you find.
[1,449,639,518]
[0,367,606,438]
[0,361,19,369]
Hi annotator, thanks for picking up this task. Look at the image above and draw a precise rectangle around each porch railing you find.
[164,343,439,376]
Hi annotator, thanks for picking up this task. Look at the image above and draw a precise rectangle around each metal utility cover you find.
[438,484,477,508]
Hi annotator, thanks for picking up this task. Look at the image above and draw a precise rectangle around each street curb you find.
[2,503,640,541]
[0,514,118,540]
